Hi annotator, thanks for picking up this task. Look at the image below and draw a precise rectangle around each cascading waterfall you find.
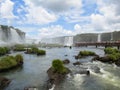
[97,34,101,42]
[10,28,22,43]
[64,36,73,46]
[0,25,25,45]
[0,26,6,45]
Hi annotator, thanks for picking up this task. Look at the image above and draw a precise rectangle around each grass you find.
[0,54,23,70]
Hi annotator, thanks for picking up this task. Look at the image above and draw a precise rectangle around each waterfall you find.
[0,26,6,45]
[64,36,73,46]
[0,25,25,46]
[10,28,22,43]
[97,34,101,42]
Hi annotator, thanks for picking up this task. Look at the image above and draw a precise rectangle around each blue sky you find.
[0,0,120,39]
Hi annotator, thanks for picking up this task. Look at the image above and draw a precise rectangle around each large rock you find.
[76,70,90,75]
[47,67,70,89]
[0,77,11,89]
[92,55,100,61]
[115,60,120,66]
[24,86,38,90]
[73,62,81,65]
[63,59,70,64]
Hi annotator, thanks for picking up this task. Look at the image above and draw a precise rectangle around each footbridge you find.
[75,41,120,49]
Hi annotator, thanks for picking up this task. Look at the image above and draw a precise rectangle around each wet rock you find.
[24,86,38,90]
[96,56,111,63]
[47,67,70,89]
[64,54,68,56]
[74,55,81,60]
[73,62,81,65]
[0,77,11,89]
[76,70,90,75]
[63,59,70,64]
[91,66,100,73]
[92,55,100,61]
[115,60,120,66]
[46,79,54,89]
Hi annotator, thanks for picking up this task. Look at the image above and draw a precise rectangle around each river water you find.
[1,47,120,90]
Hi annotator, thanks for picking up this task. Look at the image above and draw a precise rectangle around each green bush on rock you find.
[79,50,95,56]
[0,47,10,56]
[52,59,67,74]
[15,54,23,64]
[13,44,26,51]
[104,47,119,54]
[25,46,46,55]
[107,53,120,61]
[37,50,46,55]
[0,54,23,71]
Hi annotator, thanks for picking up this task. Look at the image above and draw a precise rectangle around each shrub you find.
[79,50,95,56]
[104,47,119,54]
[52,59,66,73]
[0,47,6,55]
[0,56,17,70]
[13,44,26,51]
[37,50,46,55]
[107,53,120,61]
[0,54,23,70]
[4,47,10,53]
[31,47,39,53]
[15,54,23,63]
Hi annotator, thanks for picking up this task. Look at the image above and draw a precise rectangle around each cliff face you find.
[73,31,120,43]
[73,33,98,43]
[0,25,25,45]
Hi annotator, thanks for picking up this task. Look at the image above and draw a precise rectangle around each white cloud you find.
[25,0,82,13]
[24,0,57,24]
[38,25,74,39]
[0,0,15,19]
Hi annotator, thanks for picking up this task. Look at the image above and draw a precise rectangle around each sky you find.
[0,0,120,40]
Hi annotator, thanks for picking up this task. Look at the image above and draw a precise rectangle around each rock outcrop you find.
[0,77,11,89]
[47,67,70,89]
[63,59,70,64]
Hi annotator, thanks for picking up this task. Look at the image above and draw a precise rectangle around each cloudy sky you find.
[0,0,120,39]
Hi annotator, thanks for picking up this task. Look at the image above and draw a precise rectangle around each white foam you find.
[49,84,55,90]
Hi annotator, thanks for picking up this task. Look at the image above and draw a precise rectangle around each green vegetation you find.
[0,54,23,71]
[37,50,46,55]
[26,46,46,55]
[78,50,95,56]
[107,53,120,61]
[13,44,26,51]
[15,54,23,63]
[104,47,119,54]
[0,47,10,56]
[31,47,39,53]
[52,59,67,74]
[104,47,120,61]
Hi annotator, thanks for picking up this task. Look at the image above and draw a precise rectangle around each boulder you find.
[24,86,38,90]
[73,62,81,65]
[63,59,70,64]
[64,54,68,56]
[47,67,70,89]
[92,55,100,61]
[115,60,120,66]
[76,70,90,75]
[0,77,11,89]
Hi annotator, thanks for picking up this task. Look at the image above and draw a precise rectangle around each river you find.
[0,47,120,90]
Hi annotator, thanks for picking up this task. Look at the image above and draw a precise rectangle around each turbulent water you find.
[0,47,120,90]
